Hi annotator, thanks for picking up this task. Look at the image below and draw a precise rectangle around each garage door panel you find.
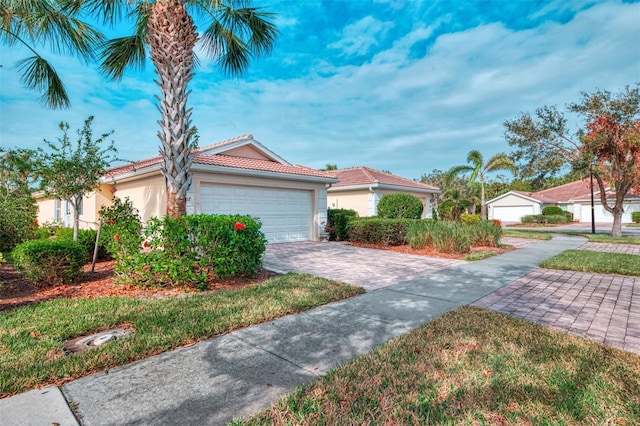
[492,206,534,222]
[200,183,312,243]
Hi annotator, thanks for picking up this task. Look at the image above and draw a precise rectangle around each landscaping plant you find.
[348,218,414,246]
[377,193,424,219]
[326,208,358,241]
[11,239,85,286]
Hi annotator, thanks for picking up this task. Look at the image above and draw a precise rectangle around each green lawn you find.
[557,232,640,245]
[540,250,640,276]
[0,273,363,396]
[502,229,553,240]
[235,307,640,425]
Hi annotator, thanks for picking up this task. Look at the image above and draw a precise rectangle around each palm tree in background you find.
[0,0,103,108]
[445,150,516,220]
[84,0,277,217]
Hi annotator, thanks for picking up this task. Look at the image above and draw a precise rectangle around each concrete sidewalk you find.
[1,235,585,426]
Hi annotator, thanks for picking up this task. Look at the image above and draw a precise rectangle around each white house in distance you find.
[486,178,640,223]
[36,135,338,243]
[327,167,440,218]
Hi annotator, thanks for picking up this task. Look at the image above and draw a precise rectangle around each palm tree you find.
[0,0,104,108]
[87,0,277,217]
[445,150,516,220]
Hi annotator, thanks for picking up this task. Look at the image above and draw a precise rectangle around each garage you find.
[200,183,313,243]
[580,202,640,223]
[491,205,535,222]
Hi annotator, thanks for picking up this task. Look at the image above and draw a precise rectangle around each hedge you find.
[12,239,86,286]
[327,209,358,241]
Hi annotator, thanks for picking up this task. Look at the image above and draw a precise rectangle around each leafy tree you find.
[437,189,472,222]
[0,0,103,108]
[0,148,39,251]
[38,116,118,241]
[505,85,640,237]
[445,150,516,220]
[80,0,278,218]
[377,193,423,219]
[321,163,338,171]
[421,168,467,208]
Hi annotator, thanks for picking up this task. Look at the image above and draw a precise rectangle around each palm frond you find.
[99,34,147,80]
[199,3,277,76]
[485,153,516,174]
[16,55,70,109]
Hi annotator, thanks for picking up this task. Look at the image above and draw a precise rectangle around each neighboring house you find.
[486,178,640,223]
[327,167,440,218]
[36,135,338,243]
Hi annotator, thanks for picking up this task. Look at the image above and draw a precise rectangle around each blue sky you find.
[1,0,639,181]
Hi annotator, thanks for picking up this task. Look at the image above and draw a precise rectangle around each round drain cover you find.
[92,334,115,346]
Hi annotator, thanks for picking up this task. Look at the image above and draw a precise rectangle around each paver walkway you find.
[473,241,640,355]
[579,242,640,255]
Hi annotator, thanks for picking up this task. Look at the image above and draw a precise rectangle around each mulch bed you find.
[0,260,277,312]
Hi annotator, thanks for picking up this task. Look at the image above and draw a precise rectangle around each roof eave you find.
[192,163,339,183]
[328,182,440,193]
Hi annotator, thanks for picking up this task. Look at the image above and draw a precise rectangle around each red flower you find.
[143,241,149,248]
[113,234,119,241]
[234,222,246,231]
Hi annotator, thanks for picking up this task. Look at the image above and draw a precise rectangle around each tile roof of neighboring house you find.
[103,135,336,180]
[530,178,593,203]
[508,178,640,203]
[330,166,439,191]
[193,154,336,178]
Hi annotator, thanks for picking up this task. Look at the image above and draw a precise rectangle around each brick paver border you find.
[473,268,640,355]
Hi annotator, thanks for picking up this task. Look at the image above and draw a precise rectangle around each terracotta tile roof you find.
[530,179,593,203]
[194,134,254,153]
[103,150,335,182]
[193,154,336,179]
[331,166,439,191]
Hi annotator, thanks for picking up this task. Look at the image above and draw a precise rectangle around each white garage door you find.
[580,202,639,223]
[200,183,313,243]
[491,206,535,222]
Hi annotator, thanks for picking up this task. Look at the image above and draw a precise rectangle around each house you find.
[36,135,338,243]
[326,167,440,218]
[486,178,640,223]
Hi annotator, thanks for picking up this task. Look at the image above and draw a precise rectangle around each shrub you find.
[54,228,108,260]
[406,220,435,249]
[542,206,564,216]
[377,194,423,219]
[564,211,574,222]
[460,213,481,225]
[114,214,267,288]
[632,211,640,223]
[327,209,358,241]
[431,224,471,253]
[522,214,548,224]
[99,197,143,259]
[545,214,569,224]
[467,221,502,247]
[12,239,85,286]
[348,218,414,246]
[0,190,37,252]
[521,215,535,224]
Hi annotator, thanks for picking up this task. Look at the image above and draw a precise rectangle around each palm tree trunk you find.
[148,0,197,218]
[480,179,487,220]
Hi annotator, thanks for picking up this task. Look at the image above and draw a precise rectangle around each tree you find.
[38,116,118,240]
[437,189,472,222]
[0,148,39,251]
[84,0,278,218]
[321,164,338,171]
[505,85,640,237]
[0,0,103,108]
[445,150,516,220]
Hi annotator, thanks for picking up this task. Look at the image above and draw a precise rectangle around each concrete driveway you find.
[264,241,465,291]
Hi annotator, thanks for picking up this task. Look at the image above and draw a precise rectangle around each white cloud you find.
[328,16,394,57]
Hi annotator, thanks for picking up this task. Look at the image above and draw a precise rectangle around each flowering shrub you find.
[105,213,266,288]
[99,197,143,282]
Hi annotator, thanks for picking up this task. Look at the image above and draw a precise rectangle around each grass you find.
[0,273,363,396]
[464,251,497,261]
[502,229,553,240]
[236,307,640,425]
[556,232,640,245]
[540,250,640,276]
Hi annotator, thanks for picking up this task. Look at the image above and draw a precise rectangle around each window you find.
[54,199,61,221]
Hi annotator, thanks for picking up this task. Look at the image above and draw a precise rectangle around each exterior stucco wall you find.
[35,183,115,229]
[221,145,272,160]
[115,175,166,223]
[36,197,57,226]
[327,189,371,217]
[328,189,434,218]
